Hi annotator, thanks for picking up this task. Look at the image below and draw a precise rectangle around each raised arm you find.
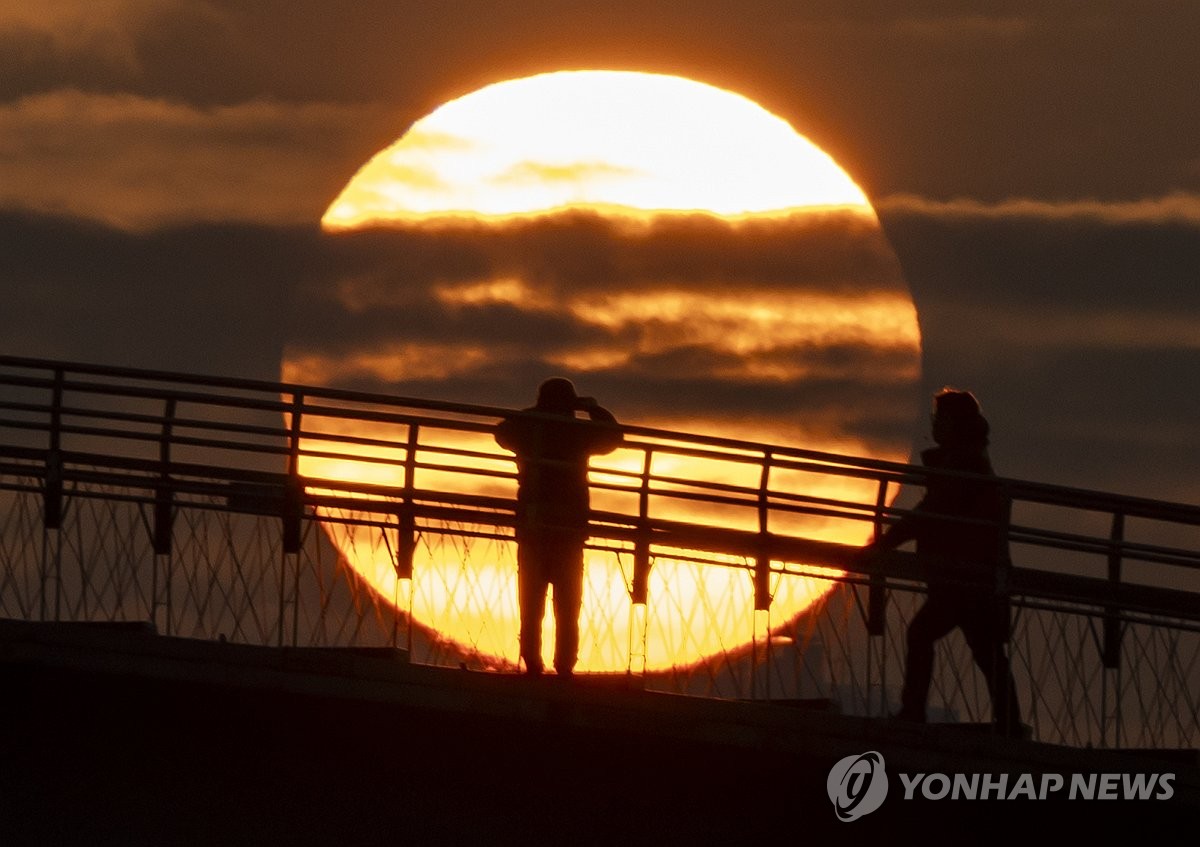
[579,398,623,455]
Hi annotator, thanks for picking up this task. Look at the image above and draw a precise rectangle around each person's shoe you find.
[523,664,544,678]
[554,668,575,681]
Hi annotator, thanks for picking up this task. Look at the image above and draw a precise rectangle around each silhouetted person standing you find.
[495,378,622,677]
[866,389,1023,735]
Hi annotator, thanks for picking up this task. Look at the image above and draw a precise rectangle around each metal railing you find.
[1,354,1197,748]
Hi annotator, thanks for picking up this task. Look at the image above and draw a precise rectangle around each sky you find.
[2,0,1198,507]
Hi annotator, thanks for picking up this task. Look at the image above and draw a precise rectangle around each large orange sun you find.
[324,70,867,225]
[295,70,921,674]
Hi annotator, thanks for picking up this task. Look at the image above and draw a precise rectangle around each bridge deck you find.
[2,618,1196,841]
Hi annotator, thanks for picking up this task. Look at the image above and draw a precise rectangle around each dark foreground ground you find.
[0,618,1195,845]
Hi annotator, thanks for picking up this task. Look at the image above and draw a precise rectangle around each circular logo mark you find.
[827,751,889,822]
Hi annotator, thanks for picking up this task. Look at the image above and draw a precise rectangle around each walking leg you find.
[962,600,1022,734]
[899,594,958,721]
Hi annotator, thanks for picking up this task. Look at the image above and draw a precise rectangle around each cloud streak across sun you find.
[288,208,920,449]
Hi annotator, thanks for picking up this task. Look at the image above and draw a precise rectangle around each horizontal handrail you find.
[2,355,1198,613]
[4,353,1198,517]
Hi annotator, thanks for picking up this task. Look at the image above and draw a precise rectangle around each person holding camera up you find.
[495,378,623,678]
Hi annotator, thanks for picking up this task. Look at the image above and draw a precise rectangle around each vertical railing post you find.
[43,368,64,530]
[396,424,418,581]
[631,450,653,605]
[1102,511,1125,747]
[867,479,889,636]
[40,367,65,622]
[393,423,418,658]
[628,449,653,678]
[752,452,773,701]
[279,392,304,647]
[282,393,304,554]
[753,452,772,612]
[151,398,176,634]
[867,478,890,716]
[153,398,176,554]
[991,490,1015,736]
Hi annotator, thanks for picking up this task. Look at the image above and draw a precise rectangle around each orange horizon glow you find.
[302,69,920,673]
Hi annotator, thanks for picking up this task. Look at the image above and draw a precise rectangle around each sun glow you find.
[323,71,869,227]
[297,427,876,673]
[303,70,920,674]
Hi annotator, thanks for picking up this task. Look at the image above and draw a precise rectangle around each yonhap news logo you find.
[827,751,1178,821]
[826,751,889,821]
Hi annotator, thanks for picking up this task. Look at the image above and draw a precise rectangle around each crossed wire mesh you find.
[2,475,1197,749]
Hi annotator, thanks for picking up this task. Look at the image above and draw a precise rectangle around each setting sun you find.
[298,70,921,674]
[322,70,870,226]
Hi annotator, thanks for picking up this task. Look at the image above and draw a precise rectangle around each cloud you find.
[3,198,1194,502]
[283,342,497,386]
[492,160,642,187]
[289,211,917,348]
[0,205,917,451]
[287,299,628,362]
[0,90,392,227]
[0,208,315,378]
[321,210,905,297]
[282,209,920,454]
[0,1,198,40]
[873,193,1200,496]
[951,344,1200,501]
[282,208,921,461]
[608,339,919,387]
[3,1,1198,208]
[912,302,1200,352]
[0,1,260,104]
[889,14,1034,41]
[878,192,1200,226]
[878,193,1200,315]
[3,2,1198,241]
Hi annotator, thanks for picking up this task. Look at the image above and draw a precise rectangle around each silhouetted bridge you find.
[1,355,1197,750]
